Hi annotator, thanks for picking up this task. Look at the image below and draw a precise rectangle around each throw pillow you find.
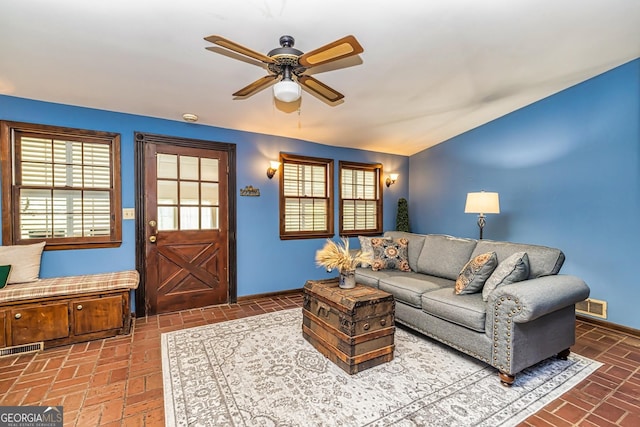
[455,252,498,295]
[0,265,11,289]
[371,237,411,272]
[358,235,390,268]
[0,241,46,284]
[482,252,530,301]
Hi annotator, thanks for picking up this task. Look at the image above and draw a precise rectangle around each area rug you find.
[161,308,600,426]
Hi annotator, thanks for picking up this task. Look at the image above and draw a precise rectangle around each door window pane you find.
[158,206,178,231]
[201,158,219,181]
[157,154,177,179]
[201,183,218,205]
[157,180,178,204]
[180,182,199,205]
[180,206,199,230]
[180,156,199,180]
[201,207,218,229]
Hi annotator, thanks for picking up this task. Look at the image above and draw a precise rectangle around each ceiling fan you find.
[204,34,364,104]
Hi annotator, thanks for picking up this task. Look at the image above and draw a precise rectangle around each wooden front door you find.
[141,140,230,315]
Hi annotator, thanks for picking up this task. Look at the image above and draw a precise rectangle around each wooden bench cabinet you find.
[0,270,139,351]
[1,289,131,349]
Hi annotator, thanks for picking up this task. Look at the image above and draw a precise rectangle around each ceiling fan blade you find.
[298,75,344,103]
[233,75,279,98]
[204,35,275,64]
[298,35,364,68]
[205,46,268,68]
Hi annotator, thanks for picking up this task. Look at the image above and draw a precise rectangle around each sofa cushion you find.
[482,252,530,301]
[455,252,498,295]
[371,238,411,272]
[355,267,397,288]
[0,242,46,284]
[470,240,564,279]
[379,275,452,308]
[383,231,426,272]
[356,268,433,289]
[421,287,487,333]
[416,235,477,280]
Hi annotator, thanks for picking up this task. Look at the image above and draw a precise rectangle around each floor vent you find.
[576,298,607,319]
[0,342,44,358]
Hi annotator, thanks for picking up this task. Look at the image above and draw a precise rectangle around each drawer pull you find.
[380,319,386,326]
[14,313,22,320]
[363,322,370,330]
[77,304,83,311]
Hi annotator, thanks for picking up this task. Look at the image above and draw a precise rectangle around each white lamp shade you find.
[464,192,500,214]
[273,80,301,102]
[269,160,281,170]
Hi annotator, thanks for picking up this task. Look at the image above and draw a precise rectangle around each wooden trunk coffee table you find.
[302,278,395,374]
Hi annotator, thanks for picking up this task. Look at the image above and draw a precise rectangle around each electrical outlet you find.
[123,208,135,220]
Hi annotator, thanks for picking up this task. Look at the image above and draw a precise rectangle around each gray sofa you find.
[355,231,590,385]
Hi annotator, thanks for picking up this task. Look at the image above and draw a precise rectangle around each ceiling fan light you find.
[273,80,301,103]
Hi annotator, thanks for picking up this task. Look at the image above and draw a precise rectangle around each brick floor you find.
[0,292,638,426]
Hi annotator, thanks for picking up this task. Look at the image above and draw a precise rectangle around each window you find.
[280,153,334,240]
[156,153,220,231]
[1,121,122,250]
[339,161,382,236]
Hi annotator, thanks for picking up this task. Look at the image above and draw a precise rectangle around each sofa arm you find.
[487,274,589,376]
[488,275,590,323]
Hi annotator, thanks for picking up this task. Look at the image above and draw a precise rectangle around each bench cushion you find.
[0,270,139,304]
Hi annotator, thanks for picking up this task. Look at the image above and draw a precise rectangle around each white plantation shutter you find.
[18,136,113,239]
[280,154,333,239]
[340,162,382,235]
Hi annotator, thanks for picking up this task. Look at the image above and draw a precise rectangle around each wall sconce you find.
[385,173,399,187]
[464,191,500,239]
[267,161,281,179]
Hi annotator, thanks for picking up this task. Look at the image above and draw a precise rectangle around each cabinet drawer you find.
[10,303,69,345]
[73,295,123,335]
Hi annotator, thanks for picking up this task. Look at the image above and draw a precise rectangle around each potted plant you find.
[315,237,372,289]
[396,197,409,232]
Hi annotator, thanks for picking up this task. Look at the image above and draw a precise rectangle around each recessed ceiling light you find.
[182,113,198,122]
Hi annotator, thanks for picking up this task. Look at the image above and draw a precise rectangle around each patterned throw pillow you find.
[482,252,530,301]
[371,238,411,272]
[358,235,390,268]
[455,252,498,295]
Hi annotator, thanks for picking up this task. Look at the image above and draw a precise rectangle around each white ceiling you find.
[1,0,638,156]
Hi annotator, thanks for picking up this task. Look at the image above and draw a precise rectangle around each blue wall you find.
[409,59,640,329]
[0,95,409,298]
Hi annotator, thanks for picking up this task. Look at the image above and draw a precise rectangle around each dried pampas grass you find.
[315,237,372,272]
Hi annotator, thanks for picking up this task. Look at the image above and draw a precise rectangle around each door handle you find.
[148,220,158,244]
